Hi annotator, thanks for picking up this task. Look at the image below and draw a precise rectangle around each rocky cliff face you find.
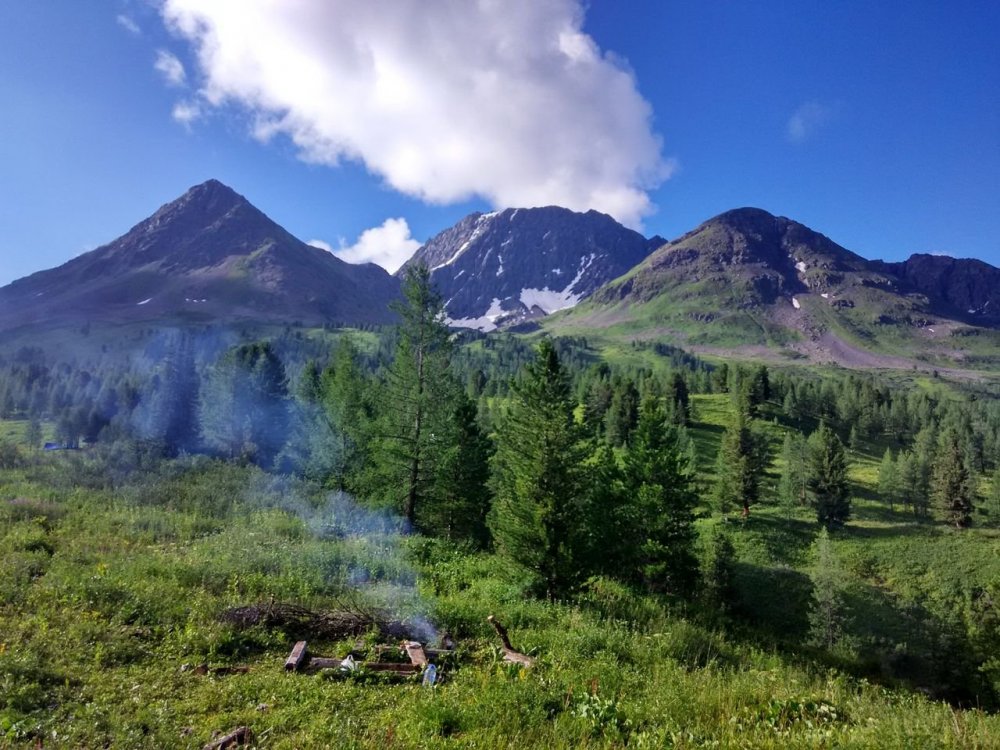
[400,206,659,330]
[879,254,1000,322]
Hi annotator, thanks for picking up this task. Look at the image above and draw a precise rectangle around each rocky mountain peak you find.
[401,205,659,330]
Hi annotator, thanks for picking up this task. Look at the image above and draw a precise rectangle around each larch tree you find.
[370,264,457,528]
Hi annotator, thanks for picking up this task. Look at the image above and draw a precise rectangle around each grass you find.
[1,420,1000,747]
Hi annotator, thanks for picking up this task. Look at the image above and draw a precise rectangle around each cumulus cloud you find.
[117,14,141,35]
[154,49,186,87]
[787,101,833,143]
[159,0,669,228]
[331,218,421,272]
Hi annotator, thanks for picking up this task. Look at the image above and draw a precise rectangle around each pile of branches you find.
[219,598,412,641]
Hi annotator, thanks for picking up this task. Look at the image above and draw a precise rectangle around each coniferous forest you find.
[2,267,1000,747]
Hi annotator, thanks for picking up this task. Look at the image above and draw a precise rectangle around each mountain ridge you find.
[0,180,401,332]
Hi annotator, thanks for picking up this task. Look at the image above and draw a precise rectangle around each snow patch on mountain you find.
[445,297,506,332]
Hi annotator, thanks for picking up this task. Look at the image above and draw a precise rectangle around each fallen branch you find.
[487,615,535,668]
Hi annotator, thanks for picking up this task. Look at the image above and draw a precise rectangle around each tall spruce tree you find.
[425,394,492,547]
[621,394,698,594]
[807,422,850,530]
[713,408,766,517]
[489,340,589,600]
[931,429,975,528]
[370,265,457,527]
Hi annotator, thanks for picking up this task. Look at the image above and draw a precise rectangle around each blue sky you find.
[0,1,997,286]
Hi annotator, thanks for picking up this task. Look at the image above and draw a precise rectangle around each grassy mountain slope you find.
[546,208,1000,370]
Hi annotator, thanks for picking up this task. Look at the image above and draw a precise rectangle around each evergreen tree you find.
[703,527,738,616]
[489,340,590,600]
[149,334,199,454]
[987,469,1000,525]
[807,422,850,530]
[807,528,847,650]
[199,341,289,465]
[713,409,766,518]
[370,265,458,527]
[604,377,640,447]
[24,417,42,451]
[424,394,492,547]
[668,372,690,424]
[620,394,698,594]
[931,429,975,528]
[320,337,374,491]
[877,448,900,512]
[778,431,808,516]
[897,450,922,517]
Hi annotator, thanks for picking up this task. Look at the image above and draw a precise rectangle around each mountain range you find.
[2,179,998,369]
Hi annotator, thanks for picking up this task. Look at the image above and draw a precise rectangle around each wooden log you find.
[487,615,535,668]
[203,726,252,750]
[285,641,308,672]
[403,641,429,667]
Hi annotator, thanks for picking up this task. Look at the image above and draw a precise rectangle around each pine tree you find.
[489,340,590,600]
[620,394,698,594]
[807,528,846,650]
[931,429,975,528]
[807,422,850,530]
[370,265,458,527]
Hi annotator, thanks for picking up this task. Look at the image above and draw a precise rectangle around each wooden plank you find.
[403,641,428,667]
[284,641,308,672]
[203,726,252,750]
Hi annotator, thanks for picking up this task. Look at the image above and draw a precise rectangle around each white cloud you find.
[154,49,187,87]
[171,99,202,127]
[117,14,141,35]
[333,218,421,272]
[159,0,669,228]
[787,101,832,143]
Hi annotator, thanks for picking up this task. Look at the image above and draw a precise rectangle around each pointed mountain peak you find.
[149,179,251,225]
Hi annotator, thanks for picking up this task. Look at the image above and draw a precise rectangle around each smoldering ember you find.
[1,2,1000,748]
